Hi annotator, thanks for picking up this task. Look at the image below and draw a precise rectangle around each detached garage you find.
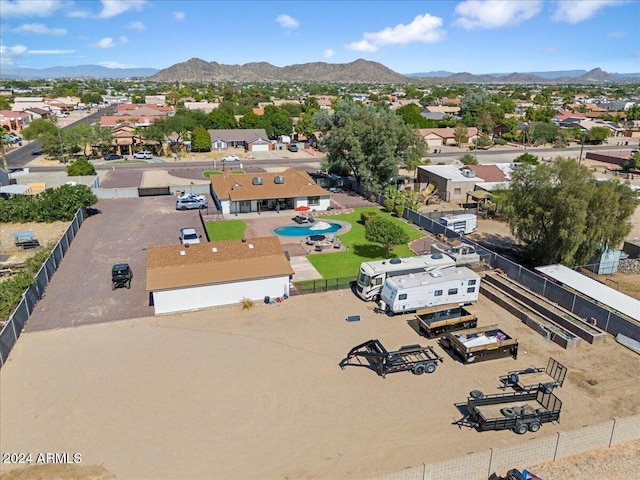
[146,236,294,315]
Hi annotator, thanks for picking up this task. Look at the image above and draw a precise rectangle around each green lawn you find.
[203,170,244,178]
[204,220,246,241]
[307,207,425,279]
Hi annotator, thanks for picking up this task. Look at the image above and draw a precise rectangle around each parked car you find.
[111,263,132,290]
[221,155,239,162]
[176,196,208,210]
[177,192,206,201]
[180,227,202,245]
[288,144,299,152]
[104,153,124,161]
[133,151,153,159]
[8,134,22,143]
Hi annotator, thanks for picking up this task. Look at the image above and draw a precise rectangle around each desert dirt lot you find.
[1,290,639,480]
[0,221,69,266]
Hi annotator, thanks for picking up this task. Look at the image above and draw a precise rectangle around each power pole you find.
[1,139,8,171]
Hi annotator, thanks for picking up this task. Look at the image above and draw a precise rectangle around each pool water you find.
[274,222,342,237]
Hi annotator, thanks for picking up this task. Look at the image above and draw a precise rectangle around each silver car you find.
[176,196,208,210]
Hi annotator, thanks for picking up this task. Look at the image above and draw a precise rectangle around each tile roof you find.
[211,168,329,201]
[146,236,294,291]
[463,165,507,183]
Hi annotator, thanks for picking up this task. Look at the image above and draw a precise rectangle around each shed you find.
[146,236,294,315]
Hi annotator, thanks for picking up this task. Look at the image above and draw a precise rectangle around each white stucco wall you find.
[152,276,290,315]
[294,196,331,211]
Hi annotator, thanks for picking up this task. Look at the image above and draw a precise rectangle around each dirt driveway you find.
[2,291,639,479]
[24,196,209,332]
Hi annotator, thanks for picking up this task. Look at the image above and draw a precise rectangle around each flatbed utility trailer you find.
[340,339,444,378]
[499,357,567,393]
[459,389,562,434]
[415,304,478,338]
[440,324,518,364]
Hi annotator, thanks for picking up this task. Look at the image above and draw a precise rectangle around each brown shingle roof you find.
[210,168,329,202]
[464,165,506,183]
[146,236,293,291]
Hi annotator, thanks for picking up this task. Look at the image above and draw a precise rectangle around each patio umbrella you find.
[295,206,311,212]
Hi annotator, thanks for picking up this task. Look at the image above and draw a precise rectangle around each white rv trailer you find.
[380,267,481,315]
[356,253,456,301]
[432,242,481,266]
[439,214,477,235]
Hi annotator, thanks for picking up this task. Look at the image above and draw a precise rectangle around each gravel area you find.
[618,258,640,274]
[530,440,640,479]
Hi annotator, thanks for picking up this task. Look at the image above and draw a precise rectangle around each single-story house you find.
[24,107,52,120]
[210,168,331,215]
[0,110,30,133]
[208,128,271,152]
[146,236,294,315]
[417,127,479,148]
[416,165,483,202]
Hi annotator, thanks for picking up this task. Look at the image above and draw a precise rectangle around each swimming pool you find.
[274,222,343,237]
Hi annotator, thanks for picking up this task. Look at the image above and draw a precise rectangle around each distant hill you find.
[2,60,638,84]
[0,65,159,79]
[150,58,409,83]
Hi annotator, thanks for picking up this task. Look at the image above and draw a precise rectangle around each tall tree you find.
[498,158,638,266]
[365,215,409,258]
[191,125,212,152]
[316,100,428,191]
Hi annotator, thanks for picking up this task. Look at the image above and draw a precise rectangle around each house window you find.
[448,288,458,295]
[434,290,443,296]
[454,188,462,195]
[467,287,476,294]
[399,294,407,300]
[308,196,320,206]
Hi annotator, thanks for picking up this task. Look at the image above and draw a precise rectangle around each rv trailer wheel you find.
[514,422,528,435]
[426,363,437,374]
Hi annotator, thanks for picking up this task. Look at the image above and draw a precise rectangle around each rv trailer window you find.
[399,294,407,300]
[467,287,476,293]
[434,290,443,296]
[468,279,477,285]
[374,278,383,285]
[448,288,458,295]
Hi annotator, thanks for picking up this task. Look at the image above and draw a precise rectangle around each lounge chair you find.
[315,244,324,252]
[334,239,342,249]
[306,237,315,245]
[327,234,335,243]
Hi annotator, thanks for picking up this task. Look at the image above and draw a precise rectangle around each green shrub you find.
[361,210,378,224]
[66,157,96,176]
[494,138,508,146]
[369,194,377,203]
[383,198,395,212]
[394,204,405,217]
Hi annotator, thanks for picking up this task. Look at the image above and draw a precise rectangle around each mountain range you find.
[2,58,639,84]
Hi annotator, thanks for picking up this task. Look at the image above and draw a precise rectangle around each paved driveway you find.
[25,196,209,331]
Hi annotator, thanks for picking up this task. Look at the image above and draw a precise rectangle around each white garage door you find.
[251,144,269,152]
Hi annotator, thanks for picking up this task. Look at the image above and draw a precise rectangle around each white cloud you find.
[0,0,62,18]
[13,23,66,35]
[28,49,74,54]
[323,49,335,59]
[552,0,626,24]
[346,13,445,52]
[98,0,146,19]
[0,43,28,65]
[94,37,115,48]
[129,21,145,30]
[99,61,137,69]
[543,45,558,54]
[67,10,89,18]
[173,11,185,20]
[92,36,128,48]
[275,14,299,29]
[454,0,542,30]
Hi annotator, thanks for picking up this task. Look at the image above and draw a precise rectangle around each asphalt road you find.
[6,105,114,169]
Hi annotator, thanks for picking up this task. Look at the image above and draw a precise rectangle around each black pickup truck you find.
[340,339,444,378]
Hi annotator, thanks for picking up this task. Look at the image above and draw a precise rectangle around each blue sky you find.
[1,0,639,74]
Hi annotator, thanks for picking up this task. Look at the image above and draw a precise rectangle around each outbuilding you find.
[146,236,294,315]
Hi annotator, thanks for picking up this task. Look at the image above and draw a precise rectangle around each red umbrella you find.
[295,206,311,212]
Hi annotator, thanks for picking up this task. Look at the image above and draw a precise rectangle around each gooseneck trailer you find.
[340,339,444,378]
[459,389,562,434]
